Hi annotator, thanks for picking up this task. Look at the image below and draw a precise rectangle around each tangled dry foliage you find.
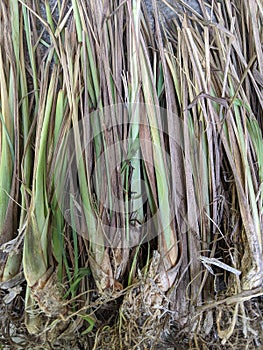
[0,0,263,349]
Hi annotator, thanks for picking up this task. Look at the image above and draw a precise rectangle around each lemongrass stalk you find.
[1,0,23,282]
[127,0,144,227]
[51,90,68,282]
[226,78,261,241]
[0,49,13,233]
[139,57,174,254]
[19,18,31,224]
[72,4,112,258]
[59,29,104,267]
[23,69,57,286]
[76,5,112,216]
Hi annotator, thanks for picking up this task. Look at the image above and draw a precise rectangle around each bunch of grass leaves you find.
[0,1,263,349]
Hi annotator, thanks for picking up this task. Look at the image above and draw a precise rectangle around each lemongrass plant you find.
[0,0,22,283]
[0,1,263,349]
